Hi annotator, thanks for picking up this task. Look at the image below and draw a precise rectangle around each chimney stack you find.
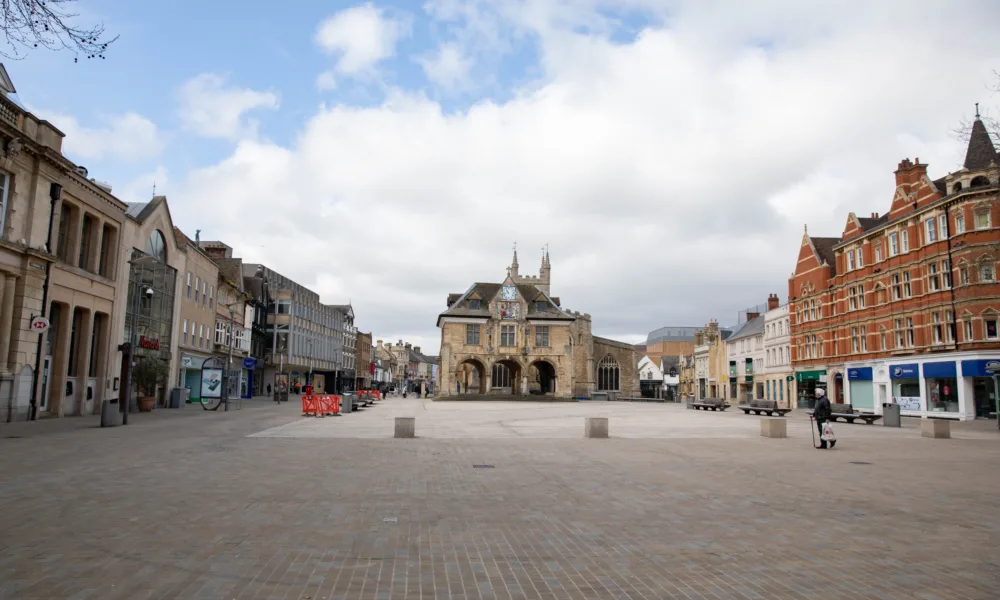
[767,293,780,311]
[746,311,760,321]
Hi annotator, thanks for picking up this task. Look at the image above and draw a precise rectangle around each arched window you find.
[491,363,511,388]
[953,182,963,193]
[146,229,166,261]
[970,175,990,188]
[597,355,620,391]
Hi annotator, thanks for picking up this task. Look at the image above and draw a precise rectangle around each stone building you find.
[693,321,733,400]
[355,331,372,390]
[762,294,794,408]
[789,113,1000,420]
[173,229,219,403]
[725,311,765,404]
[436,250,639,399]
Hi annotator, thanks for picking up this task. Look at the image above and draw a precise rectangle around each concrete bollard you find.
[759,417,786,438]
[395,417,415,438]
[585,417,609,438]
[921,418,951,439]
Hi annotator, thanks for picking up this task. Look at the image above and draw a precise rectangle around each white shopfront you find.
[848,353,1000,421]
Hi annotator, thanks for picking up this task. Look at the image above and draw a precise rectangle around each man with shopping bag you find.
[812,388,836,450]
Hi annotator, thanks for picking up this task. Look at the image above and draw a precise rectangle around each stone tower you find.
[538,248,551,295]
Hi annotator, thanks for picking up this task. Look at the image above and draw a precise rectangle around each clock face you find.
[500,285,516,301]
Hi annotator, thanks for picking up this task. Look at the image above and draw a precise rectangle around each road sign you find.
[30,315,50,334]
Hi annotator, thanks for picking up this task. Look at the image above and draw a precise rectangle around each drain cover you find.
[850,461,873,465]
[473,464,495,469]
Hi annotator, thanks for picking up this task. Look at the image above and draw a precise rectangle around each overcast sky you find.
[10,0,1000,354]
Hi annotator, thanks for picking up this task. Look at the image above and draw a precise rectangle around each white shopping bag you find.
[821,421,836,442]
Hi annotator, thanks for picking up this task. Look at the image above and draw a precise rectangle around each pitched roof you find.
[727,315,765,342]
[811,236,840,274]
[964,118,999,171]
[438,282,574,322]
[857,214,888,231]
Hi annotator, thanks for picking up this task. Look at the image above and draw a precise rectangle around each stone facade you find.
[437,250,638,399]
[762,294,795,408]
[173,229,218,402]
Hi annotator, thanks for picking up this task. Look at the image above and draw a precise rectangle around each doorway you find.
[973,377,996,419]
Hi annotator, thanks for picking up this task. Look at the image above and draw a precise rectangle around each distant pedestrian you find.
[266,383,272,396]
[813,388,835,450]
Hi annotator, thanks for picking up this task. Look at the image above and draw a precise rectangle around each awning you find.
[961,359,1000,377]
[922,361,956,379]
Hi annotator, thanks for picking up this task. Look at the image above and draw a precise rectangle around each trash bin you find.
[882,402,901,427]
[169,388,184,409]
[101,399,120,427]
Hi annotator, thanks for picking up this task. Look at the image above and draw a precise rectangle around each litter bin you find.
[169,388,185,409]
[882,403,901,427]
[101,399,120,427]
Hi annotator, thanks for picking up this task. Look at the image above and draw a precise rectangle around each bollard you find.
[584,417,609,438]
[395,417,415,438]
[759,417,786,438]
[921,418,951,439]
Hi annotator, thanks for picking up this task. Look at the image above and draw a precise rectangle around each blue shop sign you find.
[242,357,256,370]
[890,364,919,379]
[847,367,873,381]
[961,359,1000,377]
[922,361,956,379]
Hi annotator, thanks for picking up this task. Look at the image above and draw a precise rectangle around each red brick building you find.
[789,115,1000,421]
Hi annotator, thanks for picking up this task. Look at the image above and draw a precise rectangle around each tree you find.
[1,0,116,61]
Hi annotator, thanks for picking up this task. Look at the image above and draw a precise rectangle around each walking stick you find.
[809,414,818,449]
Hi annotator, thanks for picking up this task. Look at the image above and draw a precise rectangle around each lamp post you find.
[226,306,235,412]
[123,254,159,425]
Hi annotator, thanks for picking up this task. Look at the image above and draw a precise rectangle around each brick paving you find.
[1,397,998,599]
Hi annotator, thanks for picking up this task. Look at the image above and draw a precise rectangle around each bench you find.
[808,403,883,425]
[738,399,791,417]
[691,398,729,411]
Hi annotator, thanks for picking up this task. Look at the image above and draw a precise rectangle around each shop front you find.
[923,361,960,417]
[179,353,211,403]
[795,369,827,408]
[890,363,921,413]
[846,366,875,412]
[960,359,998,420]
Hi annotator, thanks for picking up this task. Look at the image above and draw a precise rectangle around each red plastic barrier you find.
[301,394,318,416]
[318,395,340,416]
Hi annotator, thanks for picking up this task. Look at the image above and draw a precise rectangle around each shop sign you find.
[786,375,794,382]
[897,396,922,411]
[181,355,199,368]
[796,370,827,382]
[242,357,256,370]
[922,361,956,379]
[29,315,50,333]
[986,360,1000,375]
[890,364,919,379]
[847,367,873,381]
[139,336,160,350]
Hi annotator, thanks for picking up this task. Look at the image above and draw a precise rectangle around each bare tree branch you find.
[954,69,1000,142]
[0,0,117,61]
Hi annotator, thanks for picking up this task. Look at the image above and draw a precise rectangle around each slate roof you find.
[438,282,574,323]
[857,214,889,230]
[811,236,840,274]
[726,315,765,342]
[126,202,148,219]
[964,118,999,171]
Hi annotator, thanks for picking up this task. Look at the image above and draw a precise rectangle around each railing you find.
[0,95,22,129]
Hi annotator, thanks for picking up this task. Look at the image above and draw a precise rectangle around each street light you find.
[123,254,159,425]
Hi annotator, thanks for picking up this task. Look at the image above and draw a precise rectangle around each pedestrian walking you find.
[812,388,836,450]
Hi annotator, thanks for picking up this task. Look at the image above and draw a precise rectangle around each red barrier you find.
[301,394,318,416]
[318,395,341,416]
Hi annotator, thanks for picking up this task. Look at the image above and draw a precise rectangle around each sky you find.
[6,0,1000,354]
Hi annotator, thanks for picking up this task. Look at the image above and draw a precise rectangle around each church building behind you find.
[436,250,639,399]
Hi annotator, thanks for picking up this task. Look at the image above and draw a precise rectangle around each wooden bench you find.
[691,398,729,411]
[738,399,791,417]
[808,403,883,425]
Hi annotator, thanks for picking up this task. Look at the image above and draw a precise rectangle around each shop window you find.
[894,379,921,411]
[926,378,958,413]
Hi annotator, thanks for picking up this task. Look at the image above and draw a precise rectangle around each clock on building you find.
[500,285,516,301]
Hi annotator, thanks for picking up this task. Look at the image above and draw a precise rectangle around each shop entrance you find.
[973,377,996,419]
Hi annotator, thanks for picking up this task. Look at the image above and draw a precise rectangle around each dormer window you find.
[535,301,547,312]
[469,299,481,310]
[970,175,990,188]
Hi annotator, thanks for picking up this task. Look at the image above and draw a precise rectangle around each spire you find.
[510,242,519,278]
[964,107,999,171]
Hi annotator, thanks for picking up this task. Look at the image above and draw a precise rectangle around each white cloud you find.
[44,111,162,162]
[416,42,475,91]
[118,166,169,204]
[177,73,279,140]
[315,3,410,77]
[170,1,1000,352]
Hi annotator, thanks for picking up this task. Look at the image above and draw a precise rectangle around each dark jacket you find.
[814,396,832,421]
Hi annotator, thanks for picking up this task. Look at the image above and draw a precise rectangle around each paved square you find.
[1,397,998,599]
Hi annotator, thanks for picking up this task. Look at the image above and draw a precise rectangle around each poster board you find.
[202,368,223,398]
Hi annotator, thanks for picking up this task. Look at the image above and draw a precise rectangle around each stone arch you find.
[455,357,487,394]
[970,175,990,188]
[491,358,523,394]
[596,354,620,391]
[528,359,557,395]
